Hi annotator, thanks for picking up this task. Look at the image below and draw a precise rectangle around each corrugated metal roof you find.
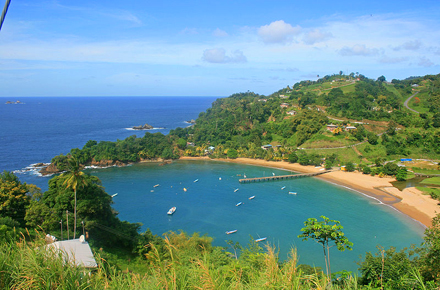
[46,236,97,268]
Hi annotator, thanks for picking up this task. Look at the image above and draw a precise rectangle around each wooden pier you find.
[239,170,331,183]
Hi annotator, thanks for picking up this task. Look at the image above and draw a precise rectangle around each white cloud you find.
[339,44,379,56]
[258,20,301,44]
[394,40,421,51]
[418,57,434,67]
[202,48,247,64]
[379,56,409,64]
[302,29,332,45]
[213,28,228,37]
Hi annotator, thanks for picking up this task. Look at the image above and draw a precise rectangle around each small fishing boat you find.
[236,202,243,206]
[234,188,239,192]
[249,196,255,200]
[226,230,237,235]
[281,186,286,190]
[167,207,176,215]
[111,193,118,198]
[153,184,160,188]
[255,237,267,242]
[194,179,199,183]
[289,192,297,195]
[219,177,222,180]
[183,188,187,192]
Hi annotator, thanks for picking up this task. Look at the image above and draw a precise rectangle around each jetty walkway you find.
[239,170,332,183]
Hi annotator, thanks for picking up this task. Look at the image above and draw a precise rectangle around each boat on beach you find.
[226,230,237,234]
[255,237,267,242]
[236,202,243,206]
[249,196,255,200]
[167,207,176,215]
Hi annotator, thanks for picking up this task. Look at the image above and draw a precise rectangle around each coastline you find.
[179,157,438,227]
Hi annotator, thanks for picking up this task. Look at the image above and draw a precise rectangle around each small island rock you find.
[132,123,153,130]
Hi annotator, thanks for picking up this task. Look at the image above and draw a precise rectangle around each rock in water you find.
[132,123,153,130]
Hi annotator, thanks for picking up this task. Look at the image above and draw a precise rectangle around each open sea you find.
[0,96,425,273]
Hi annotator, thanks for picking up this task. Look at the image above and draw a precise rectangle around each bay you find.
[0,96,425,273]
[91,160,424,273]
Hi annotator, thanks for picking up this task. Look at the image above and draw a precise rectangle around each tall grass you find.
[5,232,426,289]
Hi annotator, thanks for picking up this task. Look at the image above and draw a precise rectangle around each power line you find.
[0,0,11,31]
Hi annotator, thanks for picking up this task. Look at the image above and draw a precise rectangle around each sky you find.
[1,0,440,97]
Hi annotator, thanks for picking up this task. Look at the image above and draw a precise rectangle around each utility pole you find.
[81,221,85,237]
[66,210,69,240]
[60,220,63,241]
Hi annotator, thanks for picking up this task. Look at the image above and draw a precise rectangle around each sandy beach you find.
[180,157,439,227]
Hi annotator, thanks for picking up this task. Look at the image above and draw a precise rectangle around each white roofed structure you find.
[46,235,97,268]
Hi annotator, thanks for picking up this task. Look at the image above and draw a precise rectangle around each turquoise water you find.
[90,160,425,273]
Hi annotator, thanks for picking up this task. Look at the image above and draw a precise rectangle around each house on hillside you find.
[280,103,290,108]
[326,124,338,132]
[261,144,272,150]
[258,99,267,102]
[279,94,289,99]
[287,110,297,116]
[345,126,357,131]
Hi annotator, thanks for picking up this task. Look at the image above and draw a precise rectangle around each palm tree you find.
[62,157,87,239]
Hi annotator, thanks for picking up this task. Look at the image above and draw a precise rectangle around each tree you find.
[345,162,355,172]
[422,213,440,283]
[61,157,88,239]
[298,216,353,281]
[395,167,408,181]
[0,171,31,227]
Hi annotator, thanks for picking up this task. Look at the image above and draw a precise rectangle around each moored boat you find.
[167,207,176,215]
[249,196,255,200]
[226,230,237,234]
[289,192,297,195]
[234,188,239,192]
[255,237,267,242]
[281,186,286,190]
[236,202,243,206]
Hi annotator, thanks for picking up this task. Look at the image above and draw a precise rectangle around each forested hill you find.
[48,73,440,172]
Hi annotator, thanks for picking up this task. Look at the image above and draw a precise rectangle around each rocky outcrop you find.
[39,163,62,175]
[132,123,153,130]
[89,159,128,167]
[39,159,130,176]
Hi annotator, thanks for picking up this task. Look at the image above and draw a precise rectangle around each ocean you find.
[0,96,425,273]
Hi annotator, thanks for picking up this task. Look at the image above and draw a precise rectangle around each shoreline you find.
[179,157,438,227]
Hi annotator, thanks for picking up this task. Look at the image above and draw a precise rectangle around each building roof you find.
[46,236,97,268]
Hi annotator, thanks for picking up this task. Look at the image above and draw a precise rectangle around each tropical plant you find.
[61,157,88,239]
[298,216,353,282]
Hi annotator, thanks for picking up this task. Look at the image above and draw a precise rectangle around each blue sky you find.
[1,0,440,97]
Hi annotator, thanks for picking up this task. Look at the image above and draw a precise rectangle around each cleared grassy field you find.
[420,177,440,185]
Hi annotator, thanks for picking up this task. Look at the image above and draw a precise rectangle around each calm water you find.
[1,97,425,273]
[91,160,424,272]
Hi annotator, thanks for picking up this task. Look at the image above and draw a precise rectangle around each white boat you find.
[289,192,297,195]
[111,193,118,197]
[234,188,239,192]
[194,179,199,183]
[183,188,187,192]
[236,202,243,206]
[226,230,237,235]
[281,186,286,190]
[167,207,176,215]
[219,177,222,180]
[255,237,267,242]
[249,196,255,200]
[153,184,160,188]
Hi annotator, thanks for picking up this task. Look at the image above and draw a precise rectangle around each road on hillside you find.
[403,91,420,114]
